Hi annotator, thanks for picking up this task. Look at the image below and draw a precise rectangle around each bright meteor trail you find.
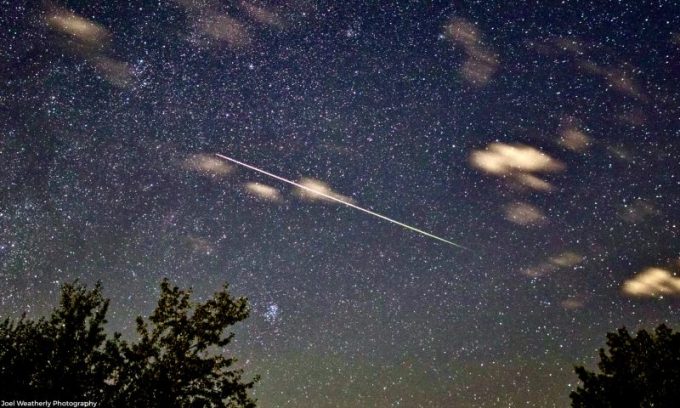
[215,153,470,251]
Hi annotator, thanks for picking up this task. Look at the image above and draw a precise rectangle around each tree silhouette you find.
[0,279,257,407]
[570,324,680,407]
[0,282,115,400]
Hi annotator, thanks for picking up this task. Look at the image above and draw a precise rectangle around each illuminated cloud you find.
[504,202,546,226]
[93,57,133,88]
[471,143,563,174]
[522,251,583,277]
[444,18,499,86]
[245,182,282,202]
[241,1,284,28]
[295,178,355,204]
[622,267,680,298]
[45,6,133,88]
[605,67,646,100]
[183,153,233,178]
[558,117,591,153]
[577,60,647,100]
[470,143,565,191]
[175,0,253,49]
[619,199,658,224]
[606,144,634,162]
[549,251,584,268]
[460,50,499,85]
[532,36,647,100]
[185,235,215,255]
[196,15,252,48]
[514,173,554,192]
[560,297,585,310]
[46,8,110,47]
[531,36,593,59]
[559,128,590,153]
[445,18,480,47]
[521,263,553,278]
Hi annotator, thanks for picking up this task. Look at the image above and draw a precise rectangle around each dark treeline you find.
[0,280,258,408]
[2,280,679,407]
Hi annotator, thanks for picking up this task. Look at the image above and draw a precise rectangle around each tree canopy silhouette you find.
[570,324,680,408]
[0,279,258,407]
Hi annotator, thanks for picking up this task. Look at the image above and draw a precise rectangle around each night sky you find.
[2,0,680,406]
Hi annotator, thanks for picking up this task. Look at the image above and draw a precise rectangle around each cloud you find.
[46,8,110,47]
[558,117,591,153]
[470,143,565,191]
[618,199,658,224]
[182,153,233,178]
[504,202,547,226]
[45,6,133,88]
[245,182,282,202]
[531,36,647,101]
[521,251,583,277]
[174,0,254,50]
[622,267,680,298]
[92,57,133,88]
[550,252,584,268]
[443,18,499,86]
[194,15,252,48]
[240,1,284,28]
[561,297,585,310]
[444,18,480,47]
[471,143,564,175]
[185,235,215,255]
[295,178,355,204]
[606,144,634,162]
[577,61,647,101]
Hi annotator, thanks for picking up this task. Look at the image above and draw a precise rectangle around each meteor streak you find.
[215,153,470,251]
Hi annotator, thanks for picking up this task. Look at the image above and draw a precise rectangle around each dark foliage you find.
[570,324,680,408]
[0,282,114,400]
[0,280,257,407]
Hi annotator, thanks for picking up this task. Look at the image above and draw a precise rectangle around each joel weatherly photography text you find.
[1,402,96,407]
